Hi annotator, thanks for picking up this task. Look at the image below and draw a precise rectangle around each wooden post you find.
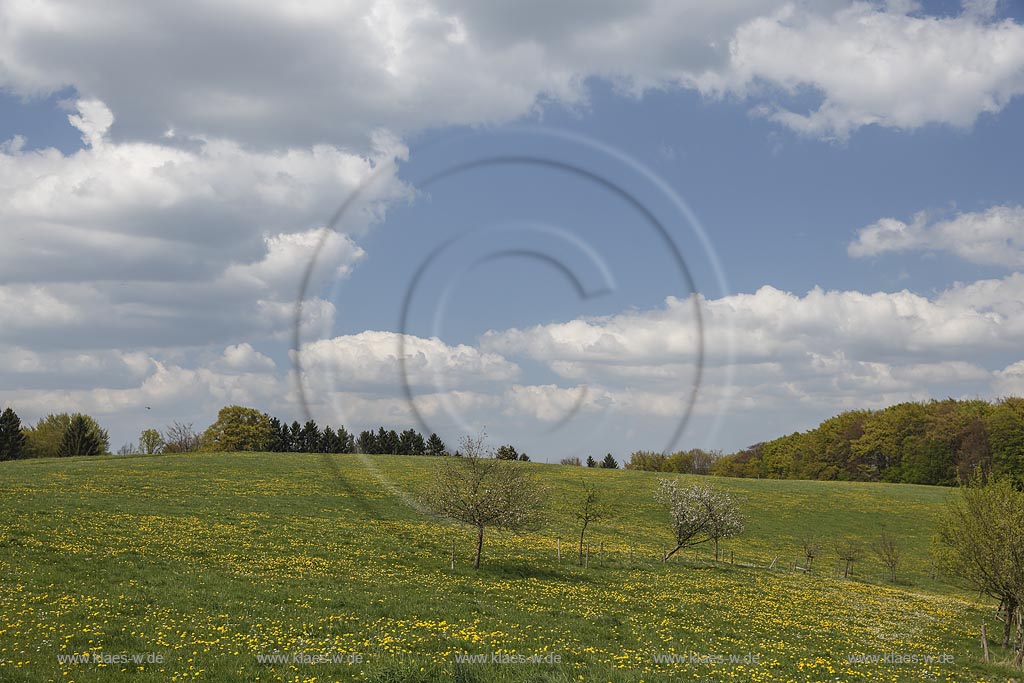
[981,623,990,663]
[730,550,734,565]
[557,537,561,563]
[450,539,455,569]
[768,556,777,570]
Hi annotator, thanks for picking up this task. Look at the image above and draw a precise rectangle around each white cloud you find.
[297,330,520,394]
[698,2,1024,139]
[1,1,1019,145]
[849,205,1024,267]
[0,99,408,350]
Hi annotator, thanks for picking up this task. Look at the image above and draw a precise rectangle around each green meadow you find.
[0,452,1015,682]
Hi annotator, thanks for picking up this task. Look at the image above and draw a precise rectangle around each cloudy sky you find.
[2,0,1024,459]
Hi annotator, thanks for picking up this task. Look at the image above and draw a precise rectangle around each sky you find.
[2,0,1024,460]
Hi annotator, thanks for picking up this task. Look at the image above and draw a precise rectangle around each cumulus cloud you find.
[1,1,1020,145]
[699,2,1024,139]
[0,99,408,350]
[297,330,520,394]
[848,205,1024,267]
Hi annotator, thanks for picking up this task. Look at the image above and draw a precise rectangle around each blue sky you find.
[2,0,1024,459]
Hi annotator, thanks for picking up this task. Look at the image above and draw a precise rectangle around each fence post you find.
[450,539,455,570]
[981,623,990,663]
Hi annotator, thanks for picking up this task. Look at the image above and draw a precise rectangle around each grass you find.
[0,452,1017,682]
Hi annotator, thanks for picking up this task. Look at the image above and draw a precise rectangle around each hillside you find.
[0,452,1012,682]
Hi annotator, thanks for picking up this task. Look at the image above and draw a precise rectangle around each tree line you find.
[711,398,1024,486]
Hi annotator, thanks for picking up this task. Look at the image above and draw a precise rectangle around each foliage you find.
[58,414,103,456]
[425,433,447,457]
[139,429,164,455]
[585,455,597,468]
[573,479,608,565]
[495,444,519,461]
[559,455,582,466]
[712,398,1024,486]
[0,407,27,461]
[24,413,109,458]
[200,406,274,452]
[872,532,902,583]
[934,475,1024,657]
[600,453,619,469]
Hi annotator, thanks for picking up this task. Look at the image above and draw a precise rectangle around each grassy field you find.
[0,452,1016,682]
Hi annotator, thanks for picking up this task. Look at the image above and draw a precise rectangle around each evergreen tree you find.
[267,417,284,452]
[322,426,338,453]
[299,420,321,453]
[59,414,102,457]
[277,418,294,452]
[519,452,530,462]
[336,426,353,453]
[600,453,618,469]
[586,455,597,468]
[426,432,447,457]
[0,407,27,461]
[357,430,376,454]
[496,444,519,461]
[289,421,302,452]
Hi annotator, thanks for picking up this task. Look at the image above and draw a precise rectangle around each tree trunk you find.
[663,544,683,562]
[578,521,588,566]
[474,525,484,570]
[714,538,720,562]
[1004,599,1016,649]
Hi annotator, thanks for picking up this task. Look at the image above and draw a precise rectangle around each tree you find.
[559,456,582,466]
[139,429,164,455]
[267,417,285,452]
[657,479,742,562]
[586,455,597,468]
[59,414,103,456]
[399,428,426,455]
[600,453,618,469]
[162,422,201,453]
[200,406,274,452]
[801,536,823,570]
[871,532,901,583]
[426,433,447,457]
[25,413,109,458]
[625,451,666,471]
[289,421,302,452]
[424,433,546,569]
[0,407,27,461]
[574,480,607,565]
[934,476,1024,656]
[117,442,137,456]
[495,444,519,461]
[518,452,530,462]
[299,420,321,453]
[833,538,864,579]
[357,430,377,454]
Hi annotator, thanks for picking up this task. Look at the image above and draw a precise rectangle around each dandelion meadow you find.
[0,452,1012,682]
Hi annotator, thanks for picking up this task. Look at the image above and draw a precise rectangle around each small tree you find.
[801,536,823,570]
[586,455,597,468]
[426,433,447,457]
[0,407,27,461]
[600,453,619,469]
[117,442,137,456]
[495,444,519,461]
[656,479,743,562]
[162,422,201,453]
[934,476,1024,654]
[871,532,901,582]
[59,414,103,456]
[574,480,608,565]
[559,456,582,466]
[139,429,164,455]
[833,537,864,579]
[424,433,546,569]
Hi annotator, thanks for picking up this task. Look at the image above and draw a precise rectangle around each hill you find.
[0,452,1014,681]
